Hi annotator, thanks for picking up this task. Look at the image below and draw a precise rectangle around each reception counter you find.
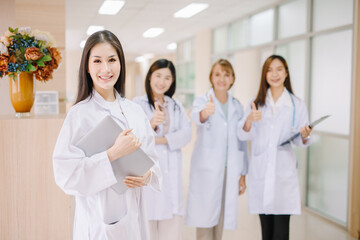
[0,115,72,239]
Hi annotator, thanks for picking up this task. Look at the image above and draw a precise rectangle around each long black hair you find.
[145,59,176,109]
[254,55,293,108]
[75,30,126,104]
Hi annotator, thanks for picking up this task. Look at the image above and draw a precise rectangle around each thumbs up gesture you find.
[243,102,262,132]
[247,102,262,123]
[150,102,165,130]
[200,94,216,123]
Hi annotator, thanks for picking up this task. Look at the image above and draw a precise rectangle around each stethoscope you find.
[288,89,296,133]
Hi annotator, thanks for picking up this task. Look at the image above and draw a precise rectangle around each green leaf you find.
[26,64,36,72]
[37,61,45,67]
[20,47,25,54]
[42,54,52,62]
[9,27,14,33]
[14,28,18,34]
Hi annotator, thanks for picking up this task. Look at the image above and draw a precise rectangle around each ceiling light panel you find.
[167,42,177,50]
[142,28,164,38]
[86,25,105,35]
[174,3,209,18]
[99,0,125,15]
[80,40,86,48]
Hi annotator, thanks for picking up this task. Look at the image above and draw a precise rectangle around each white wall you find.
[232,49,261,107]
[194,29,212,97]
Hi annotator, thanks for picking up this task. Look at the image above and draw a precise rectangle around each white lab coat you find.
[185,89,248,230]
[133,95,192,220]
[53,90,162,240]
[238,89,311,215]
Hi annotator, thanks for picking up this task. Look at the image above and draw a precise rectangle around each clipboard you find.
[76,115,155,194]
[280,115,331,146]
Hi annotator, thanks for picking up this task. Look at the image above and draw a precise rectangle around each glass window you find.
[250,9,274,46]
[312,0,353,32]
[213,25,228,54]
[310,30,352,135]
[275,40,306,100]
[306,134,349,225]
[176,64,185,90]
[278,0,307,39]
[229,19,249,50]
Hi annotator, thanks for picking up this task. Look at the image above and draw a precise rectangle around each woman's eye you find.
[109,58,116,62]
[94,59,101,63]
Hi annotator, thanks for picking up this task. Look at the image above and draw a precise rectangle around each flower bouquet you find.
[0,27,62,81]
[0,27,62,116]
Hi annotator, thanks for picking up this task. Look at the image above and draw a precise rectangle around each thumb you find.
[209,94,214,103]
[121,128,133,136]
[251,102,257,111]
[154,102,160,111]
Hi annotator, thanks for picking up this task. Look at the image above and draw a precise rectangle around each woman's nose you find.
[103,62,110,71]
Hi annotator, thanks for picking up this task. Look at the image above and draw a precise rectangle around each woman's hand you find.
[238,175,246,195]
[300,125,312,143]
[200,94,215,123]
[107,129,141,162]
[155,137,168,145]
[123,170,152,188]
[150,102,165,129]
[243,102,262,132]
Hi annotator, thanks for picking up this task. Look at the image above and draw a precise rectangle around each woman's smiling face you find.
[88,42,120,97]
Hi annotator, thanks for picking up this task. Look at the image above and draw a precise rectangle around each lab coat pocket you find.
[249,152,267,180]
[276,148,297,178]
[103,211,139,240]
[102,191,141,240]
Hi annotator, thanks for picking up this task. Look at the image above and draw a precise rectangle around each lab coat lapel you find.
[227,95,236,121]
[92,90,128,129]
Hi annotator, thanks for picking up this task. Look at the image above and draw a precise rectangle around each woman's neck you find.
[214,89,228,104]
[96,88,116,102]
[153,93,165,104]
[270,86,285,103]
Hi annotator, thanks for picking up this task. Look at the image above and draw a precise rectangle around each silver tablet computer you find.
[76,115,154,194]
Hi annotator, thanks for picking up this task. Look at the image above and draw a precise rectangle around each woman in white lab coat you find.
[133,59,192,240]
[238,55,312,240]
[52,30,161,240]
[185,59,248,240]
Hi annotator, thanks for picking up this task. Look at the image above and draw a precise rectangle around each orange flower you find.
[0,54,9,71]
[24,47,43,61]
[48,47,62,69]
[35,65,53,82]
